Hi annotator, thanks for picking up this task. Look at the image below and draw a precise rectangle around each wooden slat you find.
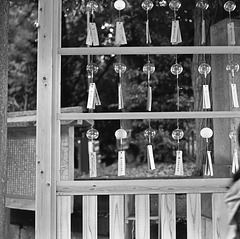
[57,178,230,195]
[161,194,176,239]
[135,195,150,239]
[109,195,125,239]
[58,111,240,121]
[5,198,35,211]
[212,193,228,239]
[58,46,240,56]
[83,195,97,239]
[57,196,71,239]
[187,194,201,239]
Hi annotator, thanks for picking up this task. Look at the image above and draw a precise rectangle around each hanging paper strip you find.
[88,141,97,177]
[115,21,127,45]
[232,148,239,174]
[171,20,182,45]
[86,22,100,46]
[203,84,211,109]
[227,22,235,46]
[175,150,183,176]
[231,83,239,108]
[147,144,155,170]
[204,151,213,176]
[201,19,206,45]
[146,85,152,111]
[118,150,126,176]
[118,83,124,110]
[87,83,101,109]
[146,19,152,44]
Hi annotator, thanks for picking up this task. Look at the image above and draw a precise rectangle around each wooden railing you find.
[56,178,230,239]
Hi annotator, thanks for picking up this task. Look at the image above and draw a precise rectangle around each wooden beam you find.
[58,46,240,56]
[57,178,230,195]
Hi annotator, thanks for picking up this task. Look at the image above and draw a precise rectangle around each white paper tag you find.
[203,85,211,109]
[87,83,96,109]
[171,20,182,45]
[118,150,125,176]
[228,22,235,46]
[86,23,99,46]
[146,20,152,44]
[89,151,97,177]
[201,19,206,45]
[146,86,152,111]
[231,83,239,108]
[204,151,213,176]
[94,86,101,106]
[115,22,127,46]
[232,148,239,174]
[175,150,184,176]
[147,145,155,170]
[118,83,124,110]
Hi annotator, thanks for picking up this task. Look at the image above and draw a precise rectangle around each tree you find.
[0,0,9,237]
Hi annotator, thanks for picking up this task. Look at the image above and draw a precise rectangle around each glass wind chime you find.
[85,1,101,178]
[142,0,156,170]
[224,1,240,174]
[114,0,128,176]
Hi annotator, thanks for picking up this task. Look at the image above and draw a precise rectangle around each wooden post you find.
[36,0,61,238]
[210,18,240,177]
[0,0,9,238]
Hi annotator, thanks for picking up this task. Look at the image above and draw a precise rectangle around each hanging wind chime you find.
[171,62,184,176]
[169,0,182,45]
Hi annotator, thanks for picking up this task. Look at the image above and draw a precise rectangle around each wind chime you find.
[224,0,239,173]
[85,1,101,178]
[114,0,128,176]
[171,62,184,176]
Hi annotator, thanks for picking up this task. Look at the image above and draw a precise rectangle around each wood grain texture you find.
[187,194,201,239]
[212,193,228,239]
[135,195,150,239]
[109,195,125,239]
[161,194,176,239]
[83,195,97,239]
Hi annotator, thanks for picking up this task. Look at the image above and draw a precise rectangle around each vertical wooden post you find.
[36,0,61,238]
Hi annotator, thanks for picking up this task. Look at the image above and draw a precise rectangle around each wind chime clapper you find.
[229,128,239,174]
[86,62,101,110]
[200,127,213,176]
[224,1,236,46]
[144,126,156,170]
[143,61,155,111]
[226,60,240,108]
[114,61,127,110]
[142,0,154,45]
[198,61,211,109]
[115,128,128,176]
[114,0,127,46]
[169,0,182,45]
[86,1,100,46]
[196,0,209,46]
[86,126,99,177]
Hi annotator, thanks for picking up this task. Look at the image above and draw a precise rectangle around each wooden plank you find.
[212,193,228,239]
[5,198,35,211]
[58,111,240,121]
[161,194,176,239]
[57,178,230,195]
[187,194,201,239]
[57,196,71,239]
[83,195,97,239]
[135,195,150,239]
[109,195,125,239]
[58,46,240,56]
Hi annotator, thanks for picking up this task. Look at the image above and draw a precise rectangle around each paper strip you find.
[175,150,184,176]
[118,150,125,176]
[86,23,99,46]
[203,85,211,109]
[204,151,213,176]
[201,19,206,45]
[94,85,101,106]
[87,83,96,109]
[118,83,124,110]
[228,22,235,46]
[146,20,152,44]
[89,151,97,177]
[232,149,239,174]
[147,145,155,170]
[231,83,239,108]
[146,86,152,111]
[171,20,182,45]
[115,22,127,46]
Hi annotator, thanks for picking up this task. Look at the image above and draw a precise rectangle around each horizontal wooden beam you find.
[58,46,240,56]
[56,178,230,195]
[58,111,240,121]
